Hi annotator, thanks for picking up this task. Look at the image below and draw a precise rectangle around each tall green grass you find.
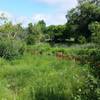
[0,53,98,100]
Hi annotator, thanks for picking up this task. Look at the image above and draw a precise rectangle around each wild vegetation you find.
[0,0,100,100]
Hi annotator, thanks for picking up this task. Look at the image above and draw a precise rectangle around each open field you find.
[0,45,99,100]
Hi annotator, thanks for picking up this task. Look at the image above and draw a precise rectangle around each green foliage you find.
[27,21,46,44]
[77,47,100,77]
[77,0,100,6]
[89,21,100,43]
[0,53,98,100]
[0,22,24,39]
[66,2,100,42]
[46,25,68,43]
[0,38,25,60]
[36,20,46,33]
[0,2,100,100]
[26,34,36,45]
[77,35,86,44]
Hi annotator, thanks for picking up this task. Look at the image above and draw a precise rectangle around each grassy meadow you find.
[0,44,99,100]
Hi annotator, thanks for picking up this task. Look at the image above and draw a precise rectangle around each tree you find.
[0,22,14,38]
[36,20,46,33]
[46,24,72,43]
[27,23,34,34]
[0,13,8,24]
[89,21,100,43]
[77,0,100,6]
[26,20,46,44]
[0,22,24,39]
[66,2,100,42]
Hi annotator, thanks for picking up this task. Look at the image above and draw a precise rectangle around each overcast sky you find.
[0,0,78,26]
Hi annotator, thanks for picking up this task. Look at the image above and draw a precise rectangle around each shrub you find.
[89,22,100,44]
[77,47,100,77]
[26,34,36,45]
[0,38,25,60]
[78,35,86,44]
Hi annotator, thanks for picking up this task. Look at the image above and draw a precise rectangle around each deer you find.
[56,52,81,62]
[56,52,64,60]
[56,52,73,60]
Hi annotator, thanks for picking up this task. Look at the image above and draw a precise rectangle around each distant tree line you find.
[0,0,100,45]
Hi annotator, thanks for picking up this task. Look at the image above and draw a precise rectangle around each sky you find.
[0,0,78,26]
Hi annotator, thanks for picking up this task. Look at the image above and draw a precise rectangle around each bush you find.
[78,35,86,44]
[77,47,100,77]
[26,34,36,45]
[0,38,25,60]
[89,22,100,44]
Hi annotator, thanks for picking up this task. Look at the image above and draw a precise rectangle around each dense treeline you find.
[26,0,100,44]
[0,0,100,45]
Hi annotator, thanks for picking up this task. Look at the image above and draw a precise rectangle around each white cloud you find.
[32,14,48,22]
[31,13,66,26]
[36,0,67,5]
[0,12,66,26]
[31,0,78,25]
[15,16,31,26]
[0,0,78,26]
[0,11,13,20]
[35,0,78,8]
[32,0,78,25]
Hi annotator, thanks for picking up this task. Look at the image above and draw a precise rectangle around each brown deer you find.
[56,52,81,62]
[56,52,73,61]
[56,52,64,60]
[74,56,81,62]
